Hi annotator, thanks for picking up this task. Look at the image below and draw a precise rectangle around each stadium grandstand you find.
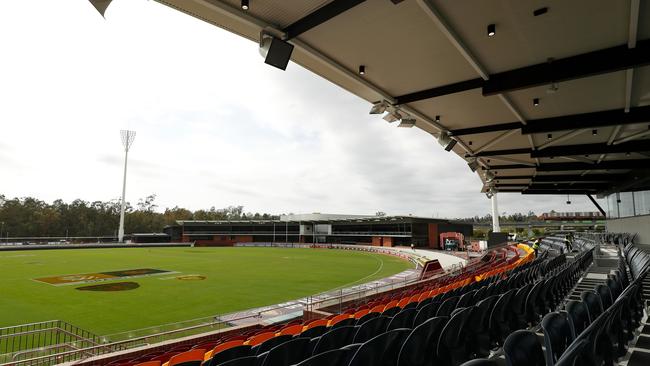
[2,1,650,365]
[160,214,473,249]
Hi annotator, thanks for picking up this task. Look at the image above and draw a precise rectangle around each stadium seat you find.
[353,315,391,343]
[216,356,258,366]
[540,312,573,366]
[355,311,379,325]
[509,284,531,330]
[163,349,205,366]
[579,291,603,321]
[277,324,304,336]
[466,296,497,358]
[259,337,311,366]
[134,362,161,366]
[412,303,434,327]
[553,339,589,366]
[386,308,416,331]
[254,335,292,355]
[204,345,252,366]
[436,296,459,317]
[564,300,590,339]
[311,325,356,355]
[503,330,545,366]
[327,313,352,327]
[353,309,370,319]
[304,319,328,330]
[594,284,613,310]
[348,328,411,366]
[397,316,447,366]
[382,306,401,317]
[437,306,473,366]
[459,359,498,366]
[456,290,476,308]
[294,348,351,366]
[246,332,277,347]
[299,325,327,339]
[489,289,515,347]
[205,340,245,360]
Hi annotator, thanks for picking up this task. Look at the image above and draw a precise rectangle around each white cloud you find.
[0,0,604,218]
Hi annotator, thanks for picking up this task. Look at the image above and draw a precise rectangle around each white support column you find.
[118,149,129,243]
[491,193,501,233]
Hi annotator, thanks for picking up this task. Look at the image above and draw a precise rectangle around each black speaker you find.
[264,37,294,70]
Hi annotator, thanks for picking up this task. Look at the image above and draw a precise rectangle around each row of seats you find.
[497,241,648,366]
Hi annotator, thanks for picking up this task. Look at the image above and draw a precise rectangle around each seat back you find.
[216,356,257,366]
[356,311,380,325]
[353,315,390,343]
[457,290,476,308]
[397,316,448,366]
[311,325,356,355]
[436,296,459,317]
[260,337,311,366]
[206,345,252,366]
[594,284,613,310]
[254,334,292,355]
[459,359,499,366]
[348,328,411,366]
[541,312,572,365]
[413,303,432,327]
[503,330,545,366]
[437,306,474,365]
[580,291,604,321]
[565,300,590,338]
[168,349,205,366]
[299,325,327,339]
[294,349,351,366]
[387,308,416,331]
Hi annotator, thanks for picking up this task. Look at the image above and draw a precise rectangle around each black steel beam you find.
[484,159,650,171]
[491,175,532,180]
[530,140,650,158]
[532,174,624,183]
[587,194,606,217]
[283,0,366,40]
[482,39,650,95]
[522,105,650,134]
[496,183,608,190]
[451,122,523,137]
[472,147,531,157]
[521,189,597,195]
[395,78,483,105]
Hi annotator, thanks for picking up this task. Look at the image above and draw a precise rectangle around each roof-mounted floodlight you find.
[437,132,457,151]
[467,157,479,172]
[398,115,416,128]
[383,110,402,123]
[369,101,388,115]
[259,32,294,70]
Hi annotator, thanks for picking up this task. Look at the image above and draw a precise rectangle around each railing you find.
[0,320,101,364]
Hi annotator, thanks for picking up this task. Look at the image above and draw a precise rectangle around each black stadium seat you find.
[259,337,311,366]
[397,316,447,366]
[540,312,573,366]
[355,311,379,325]
[579,290,603,321]
[503,330,545,366]
[564,300,590,339]
[436,296,459,317]
[353,315,390,343]
[489,289,515,347]
[459,359,499,366]
[387,308,416,331]
[206,346,254,366]
[299,325,327,339]
[254,335,292,355]
[216,355,258,366]
[311,326,356,355]
[438,306,474,366]
[294,348,351,366]
[467,296,497,358]
[348,328,411,366]
[594,284,613,310]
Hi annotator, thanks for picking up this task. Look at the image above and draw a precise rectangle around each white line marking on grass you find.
[330,253,385,291]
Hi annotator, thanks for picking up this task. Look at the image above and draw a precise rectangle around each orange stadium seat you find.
[353,309,369,319]
[304,319,328,330]
[277,324,304,336]
[369,304,385,314]
[162,349,205,366]
[204,340,244,360]
[383,300,399,310]
[245,332,276,346]
[396,297,410,308]
[327,313,352,326]
[134,362,161,366]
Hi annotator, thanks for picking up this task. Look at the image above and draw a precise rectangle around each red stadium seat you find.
[163,349,205,366]
[135,362,161,366]
[304,319,329,330]
[245,332,276,346]
[277,324,304,336]
[327,313,352,327]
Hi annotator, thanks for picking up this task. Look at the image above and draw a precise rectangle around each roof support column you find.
[491,193,501,233]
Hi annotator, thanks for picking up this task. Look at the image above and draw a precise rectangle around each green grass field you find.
[0,247,411,336]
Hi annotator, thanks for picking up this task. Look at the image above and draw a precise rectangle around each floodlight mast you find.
[118,130,136,243]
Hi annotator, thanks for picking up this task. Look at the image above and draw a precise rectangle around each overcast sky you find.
[0,0,604,218]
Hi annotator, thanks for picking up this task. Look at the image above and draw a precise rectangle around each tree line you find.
[0,194,277,238]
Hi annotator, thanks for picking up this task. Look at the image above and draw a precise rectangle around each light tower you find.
[118,130,136,243]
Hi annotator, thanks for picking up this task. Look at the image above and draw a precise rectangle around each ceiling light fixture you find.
[547,133,553,139]
[487,24,496,37]
[566,195,571,205]
[369,101,388,114]
[626,152,631,157]
[383,110,402,123]
[533,7,548,16]
[467,158,479,172]
[592,129,598,136]
[435,115,440,122]
[437,132,457,152]
[533,98,540,106]
[358,65,365,75]
[241,0,249,10]
[398,115,416,128]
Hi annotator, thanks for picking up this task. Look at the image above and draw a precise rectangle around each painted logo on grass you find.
[176,275,206,281]
[76,282,140,292]
[35,268,176,286]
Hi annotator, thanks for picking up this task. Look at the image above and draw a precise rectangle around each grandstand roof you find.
[152,0,650,197]
[176,215,458,225]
